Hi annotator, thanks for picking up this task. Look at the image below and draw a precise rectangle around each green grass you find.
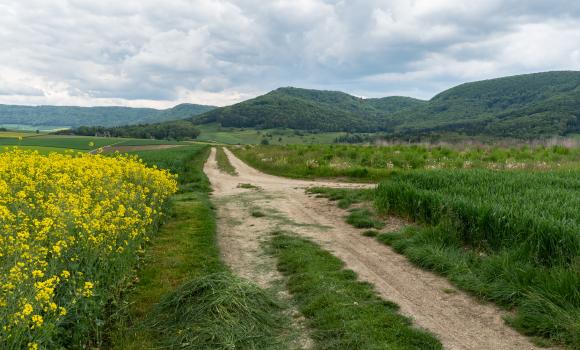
[346,208,385,229]
[371,169,580,347]
[234,144,580,181]
[270,231,442,349]
[0,135,185,151]
[362,230,380,237]
[0,130,43,138]
[0,145,80,154]
[196,123,345,145]
[114,139,184,146]
[251,208,266,218]
[111,145,296,349]
[215,147,238,175]
[307,187,374,209]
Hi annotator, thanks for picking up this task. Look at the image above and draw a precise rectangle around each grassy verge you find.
[215,146,238,175]
[270,231,442,350]
[110,145,294,349]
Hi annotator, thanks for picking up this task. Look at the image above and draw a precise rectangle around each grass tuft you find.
[251,208,266,218]
[362,230,380,237]
[152,272,291,350]
[346,208,385,229]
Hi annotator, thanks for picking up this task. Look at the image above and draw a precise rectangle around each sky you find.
[1,0,580,108]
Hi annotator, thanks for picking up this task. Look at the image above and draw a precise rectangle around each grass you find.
[0,130,42,138]
[215,147,238,175]
[196,123,345,145]
[233,143,580,181]
[369,169,580,347]
[110,145,296,349]
[307,187,374,209]
[346,208,385,229]
[0,135,185,151]
[270,231,443,349]
[305,164,579,347]
[362,230,380,237]
[251,208,266,217]
[0,145,79,154]
[238,183,260,189]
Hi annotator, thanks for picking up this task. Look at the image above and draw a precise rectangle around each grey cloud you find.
[0,0,579,107]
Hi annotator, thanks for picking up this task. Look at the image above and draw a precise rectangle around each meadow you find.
[233,143,580,181]
[0,149,177,349]
[196,123,345,145]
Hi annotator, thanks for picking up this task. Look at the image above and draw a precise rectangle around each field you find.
[0,150,177,349]
[232,143,580,348]
[195,123,345,144]
[0,134,187,153]
[3,134,579,349]
[233,143,580,181]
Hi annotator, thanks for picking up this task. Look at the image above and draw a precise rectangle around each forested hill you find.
[193,71,580,138]
[391,71,580,138]
[195,87,425,132]
[0,103,216,128]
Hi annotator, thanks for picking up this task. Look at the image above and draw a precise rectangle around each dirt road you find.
[204,147,541,350]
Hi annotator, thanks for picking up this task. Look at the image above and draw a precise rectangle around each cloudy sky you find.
[1,0,580,108]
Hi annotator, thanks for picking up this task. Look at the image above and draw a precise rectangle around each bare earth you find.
[204,147,541,350]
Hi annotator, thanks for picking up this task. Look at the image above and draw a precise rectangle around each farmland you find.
[233,143,580,181]
[195,123,345,144]
[0,150,177,349]
[236,143,580,348]
[2,133,579,349]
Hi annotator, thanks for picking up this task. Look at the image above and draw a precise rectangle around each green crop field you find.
[233,143,580,181]
[0,134,186,152]
[196,123,345,145]
[238,143,580,347]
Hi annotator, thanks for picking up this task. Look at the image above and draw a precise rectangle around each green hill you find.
[0,103,216,128]
[391,71,580,138]
[193,71,580,138]
[195,87,424,132]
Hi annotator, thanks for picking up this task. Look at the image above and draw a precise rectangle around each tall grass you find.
[374,169,580,346]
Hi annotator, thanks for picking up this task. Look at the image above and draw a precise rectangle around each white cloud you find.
[0,0,579,107]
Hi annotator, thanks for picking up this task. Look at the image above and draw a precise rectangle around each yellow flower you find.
[28,342,38,350]
[31,314,43,328]
[22,303,33,316]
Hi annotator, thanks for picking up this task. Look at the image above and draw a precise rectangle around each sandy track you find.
[204,147,541,350]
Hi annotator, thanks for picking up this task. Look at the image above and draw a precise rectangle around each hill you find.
[391,71,580,138]
[195,87,424,132]
[193,71,580,138]
[0,103,216,128]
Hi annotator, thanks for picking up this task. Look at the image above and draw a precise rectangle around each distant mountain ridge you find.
[192,71,580,138]
[0,103,216,128]
[11,71,580,139]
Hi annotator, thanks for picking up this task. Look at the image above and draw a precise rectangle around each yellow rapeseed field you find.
[0,149,177,349]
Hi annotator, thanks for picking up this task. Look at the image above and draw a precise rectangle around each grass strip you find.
[216,146,238,175]
[270,231,442,350]
[110,146,293,349]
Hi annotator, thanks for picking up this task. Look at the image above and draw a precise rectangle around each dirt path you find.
[205,147,541,350]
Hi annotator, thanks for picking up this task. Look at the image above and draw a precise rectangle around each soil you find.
[204,147,543,350]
